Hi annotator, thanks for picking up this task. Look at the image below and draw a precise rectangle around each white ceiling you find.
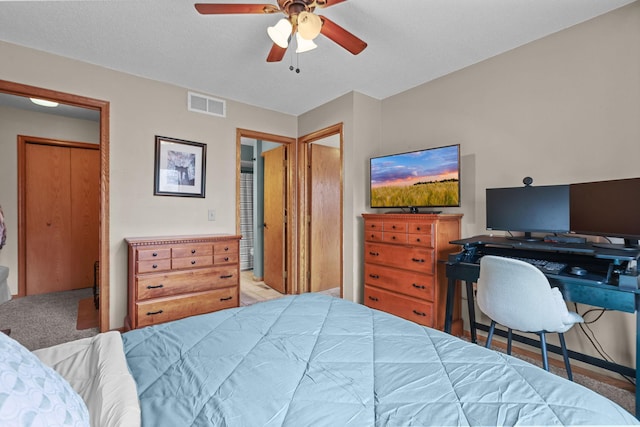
[0,0,634,116]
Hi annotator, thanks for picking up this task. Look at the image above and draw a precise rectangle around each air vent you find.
[188,91,226,118]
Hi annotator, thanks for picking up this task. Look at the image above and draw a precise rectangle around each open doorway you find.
[298,124,343,297]
[236,129,297,296]
[0,79,110,337]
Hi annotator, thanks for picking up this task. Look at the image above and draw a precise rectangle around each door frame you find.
[0,79,111,331]
[298,123,343,295]
[236,129,297,294]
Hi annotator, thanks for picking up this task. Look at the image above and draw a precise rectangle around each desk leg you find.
[444,277,455,334]
[466,281,477,344]
[636,310,640,420]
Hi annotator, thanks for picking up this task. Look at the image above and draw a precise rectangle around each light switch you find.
[208,209,216,221]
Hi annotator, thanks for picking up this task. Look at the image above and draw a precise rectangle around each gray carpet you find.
[485,340,636,415]
[0,288,98,351]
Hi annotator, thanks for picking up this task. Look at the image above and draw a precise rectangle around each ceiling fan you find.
[194,1,367,62]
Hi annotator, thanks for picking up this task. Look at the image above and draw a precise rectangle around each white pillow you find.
[0,332,89,427]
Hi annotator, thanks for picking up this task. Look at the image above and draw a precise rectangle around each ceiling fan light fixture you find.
[267,18,292,48]
[295,32,317,53]
[30,98,59,108]
[297,11,322,40]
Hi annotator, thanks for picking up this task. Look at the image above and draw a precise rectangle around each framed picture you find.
[154,136,206,197]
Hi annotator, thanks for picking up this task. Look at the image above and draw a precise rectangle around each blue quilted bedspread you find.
[122,294,637,426]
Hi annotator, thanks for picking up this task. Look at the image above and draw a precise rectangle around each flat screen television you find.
[486,184,570,241]
[570,177,640,250]
[369,144,460,212]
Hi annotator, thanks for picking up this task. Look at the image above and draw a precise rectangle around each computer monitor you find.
[486,184,570,241]
[570,177,640,250]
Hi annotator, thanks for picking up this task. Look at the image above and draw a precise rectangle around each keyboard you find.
[510,257,568,274]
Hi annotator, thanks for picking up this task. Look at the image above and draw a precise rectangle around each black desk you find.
[444,235,640,418]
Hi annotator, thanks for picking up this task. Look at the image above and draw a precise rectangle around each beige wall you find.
[0,40,297,329]
[377,1,640,370]
[0,105,100,294]
[298,91,382,303]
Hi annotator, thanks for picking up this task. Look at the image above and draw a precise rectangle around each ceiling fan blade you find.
[266,43,287,62]
[194,3,279,14]
[319,16,367,55]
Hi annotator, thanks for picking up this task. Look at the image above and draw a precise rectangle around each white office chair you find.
[476,255,583,380]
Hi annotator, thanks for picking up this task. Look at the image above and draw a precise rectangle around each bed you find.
[2,294,637,426]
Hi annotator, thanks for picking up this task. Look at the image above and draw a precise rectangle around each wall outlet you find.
[208,209,216,221]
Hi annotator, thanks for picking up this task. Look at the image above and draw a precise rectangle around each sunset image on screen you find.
[370,145,459,208]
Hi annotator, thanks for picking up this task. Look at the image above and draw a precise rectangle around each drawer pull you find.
[392,225,396,229]
[224,257,229,261]
[220,296,233,301]
[152,264,158,269]
[370,234,375,238]
[220,274,234,279]
[191,260,197,265]
[411,258,425,263]
[369,251,379,256]
[413,310,427,317]
[152,252,158,257]
[224,246,230,252]
[369,274,380,279]
[412,284,425,289]
[368,296,379,302]
[416,238,421,242]
[147,284,164,289]
[146,310,163,316]
[391,236,396,240]
[416,227,421,231]
[191,249,196,254]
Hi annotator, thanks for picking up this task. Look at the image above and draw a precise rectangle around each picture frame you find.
[154,136,206,197]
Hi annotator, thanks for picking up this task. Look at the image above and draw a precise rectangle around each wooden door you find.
[309,143,341,292]
[71,148,100,288]
[24,141,99,295]
[26,143,73,294]
[262,145,286,293]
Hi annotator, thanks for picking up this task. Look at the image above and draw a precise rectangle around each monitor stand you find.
[593,239,640,252]
[506,232,543,242]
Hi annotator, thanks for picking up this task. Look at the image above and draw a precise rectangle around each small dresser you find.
[125,234,241,330]
[362,213,463,333]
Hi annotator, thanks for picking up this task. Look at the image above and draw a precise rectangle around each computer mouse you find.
[570,266,587,276]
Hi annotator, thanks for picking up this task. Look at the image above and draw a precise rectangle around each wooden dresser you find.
[362,213,463,334]
[125,234,241,330]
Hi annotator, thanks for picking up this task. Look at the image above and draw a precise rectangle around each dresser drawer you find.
[365,221,383,232]
[383,222,408,232]
[214,252,239,265]
[172,255,213,270]
[365,230,383,242]
[407,232,434,247]
[365,242,434,273]
[214,241,238,254]
[136,266,237,300]
[135,287,237,328]
[364,263,435,301]
[383,232,408,244]
[172,243,213,258]
[364,286,434,327]
[409,223,433,234]
[137,259,172,274]
[137,248,171,261]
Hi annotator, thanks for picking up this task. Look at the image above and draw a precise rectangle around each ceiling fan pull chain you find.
[289,51,300,73]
